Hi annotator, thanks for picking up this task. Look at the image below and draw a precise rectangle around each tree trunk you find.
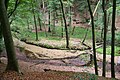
[0,25,2,63]
[48,11,51,32]
[87,0,98,75]
[52,12,56,34]
[0,0,19,72]
[42,0,44,9]
[102,0,107,77]
[101,26,104,40]
[61,15,64,38]
[71,26,75,35]
[27,19,29,30]
[32,1,38,41]
[0,0,10,63]
[5,0,9,9]
[60,0,69,48]
[82,28,88,43]
[83,0,100,43]
[69,6,72,35]
[41,0,47,37]
[33,12,38,41]
[69,6,72,27]
[38,15,42,31]
[111,0,116,78]
[60,9,64,38]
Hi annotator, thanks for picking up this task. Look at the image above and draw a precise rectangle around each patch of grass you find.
[70,27,92,40]
[25,40,66,50]
[18,27,101,42]
[97,46,120,56]
[20,29,62,41]
[46,36,62,41]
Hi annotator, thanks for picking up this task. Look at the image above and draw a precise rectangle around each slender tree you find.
[51,0,58,35]
[38,15,42,31]
[52,11,56,34]
[60,10,64,38]
[0,25,2,63]
[48,11,51,32]
[27,19,30,29]
[32,0,38,41]
[69,6,72,28]
[0,0,9,63]
[68,0,72,34]
[111,0,116,78]
[102,0,107,77]
[36,0,42,31]
[0,0,19,72]
[59,0,69,48]
[41,0,48,37]
[82,0,100,43]
[87,0,98,75]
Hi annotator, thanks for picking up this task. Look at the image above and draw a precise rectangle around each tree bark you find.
[0,24,2,63]
[61,14,64,38]
[102,0,107,77]
[69,6,72,35]
[38,15,42,31]
[60,0,69,48]
[82,28,88,43]
[5,0,9,9]
[0,0,19,72]
[33,12,38,41]
[27,19,29,30]
[69,6,72,28]
[52,12,56,34]
[87,0,98,75]
[111,0,116,78]
[83,0,100,43]
[48,11,51,32]
[32,1,38,41]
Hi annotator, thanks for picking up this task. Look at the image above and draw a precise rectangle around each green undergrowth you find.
[70,27,92,39]
[96,46,120,56]
[25,41,66,50]
[12,27,99,50]
[14,26,120,54]
[16,27,95,41]
[25,40,89,50]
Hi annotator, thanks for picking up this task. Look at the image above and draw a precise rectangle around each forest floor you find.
[1,21,120,79]
[0,38,120,79]
[0,62,116,80]
[0,55,119,80]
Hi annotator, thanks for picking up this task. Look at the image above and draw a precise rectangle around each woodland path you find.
[0,38,120,79]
